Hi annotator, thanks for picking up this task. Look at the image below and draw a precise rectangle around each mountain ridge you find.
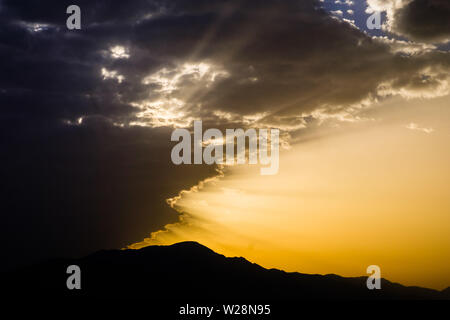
[4,241,449,300]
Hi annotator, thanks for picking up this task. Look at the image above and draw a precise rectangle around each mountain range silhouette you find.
[4,241,450,300]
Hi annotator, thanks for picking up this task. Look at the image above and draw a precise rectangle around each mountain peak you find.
[167,241,214,251]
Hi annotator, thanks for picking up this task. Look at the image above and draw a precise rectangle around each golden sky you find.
[131,94,450,290]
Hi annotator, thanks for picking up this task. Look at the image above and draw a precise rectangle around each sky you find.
[1,0,449,289]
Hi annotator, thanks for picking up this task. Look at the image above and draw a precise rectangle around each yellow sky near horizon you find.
[130,95,450,290]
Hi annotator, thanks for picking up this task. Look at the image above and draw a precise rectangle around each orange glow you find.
[131,95,450,290]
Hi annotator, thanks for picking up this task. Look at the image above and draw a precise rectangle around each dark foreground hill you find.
[4,241,449,300]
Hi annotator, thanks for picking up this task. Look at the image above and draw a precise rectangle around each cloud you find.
[109,45,130,59]
[335,0,354,5]
[1,0,448,130]
[331,10,344,16]
[0,117,218,269]
[405,122,434,133]
[367,0,450,44]
[376,58,450,99]
[373,36,437,55]
[393,0,450,43]
[101,67,125,83]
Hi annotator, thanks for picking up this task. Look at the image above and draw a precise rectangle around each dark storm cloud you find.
[392,0,450,43]
[0,118,217,269]
[0,0,218,268]
[128,0,449,126]
[2,0,448,124]
[0,0,449,267]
